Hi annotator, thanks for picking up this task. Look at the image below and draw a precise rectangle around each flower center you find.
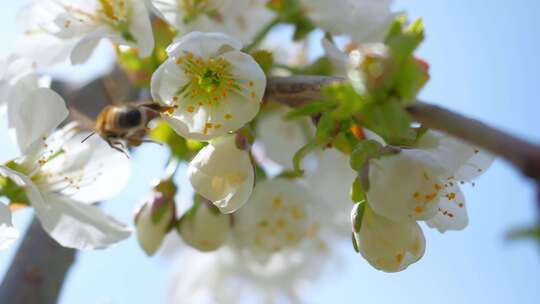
[179,0,221,24]
[174,52,238,109]
[60,1,134,42]
[252,196,309,252]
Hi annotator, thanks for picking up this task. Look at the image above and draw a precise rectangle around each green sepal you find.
[351,176,366,203]
[352,232,360,253]
[351,202,366,233]
[251,50,274,74]
[359,99,416,146]
[0,174,30,207]
[350,140,383,171]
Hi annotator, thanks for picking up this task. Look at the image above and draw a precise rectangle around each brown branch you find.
[264,76,540,185]
[0,218,76,304]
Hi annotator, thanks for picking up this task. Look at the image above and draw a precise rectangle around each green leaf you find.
[251,50,274,74]
[507,225,540,248]
[286,101,336,119]
[384,17,428,103]
[350,140,383,171]
[301,57,334,76]
[351,202,366,233]
[359,100,416,146]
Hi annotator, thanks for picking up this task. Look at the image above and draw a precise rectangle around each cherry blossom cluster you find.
[0,0,497,303]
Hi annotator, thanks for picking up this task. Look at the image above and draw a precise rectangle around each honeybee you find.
[70,77,174,156]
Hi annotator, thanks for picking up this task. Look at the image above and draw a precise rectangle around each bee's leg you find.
[107,139,130,158]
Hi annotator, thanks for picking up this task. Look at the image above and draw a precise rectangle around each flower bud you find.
[353,206,425,273]
[188,135,254,214]
[134,179,177,256]
[178,202,231,252]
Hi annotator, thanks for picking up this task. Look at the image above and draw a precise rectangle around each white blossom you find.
[304,149,356,234]
[366,131,493,231]
[353,205,425,273]
[179,203,231,252]
[151,31,266,140]
[256,106,314,169]
[416,131,494,233]
[302,0,396,43]
[16,0,154,66]
[0,79,131,250]
[366,148,447,222]
[188,135,254,213]
[149,0,274,44]
[167,178,348,302]
[233,179,316,255]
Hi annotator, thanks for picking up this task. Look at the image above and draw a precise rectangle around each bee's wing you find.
[69,106,96,131]
[101,73,139,106]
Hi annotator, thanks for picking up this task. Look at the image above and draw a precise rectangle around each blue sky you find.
[1,1,539,304]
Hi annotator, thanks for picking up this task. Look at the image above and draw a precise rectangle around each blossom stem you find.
[243,17,281,53]
[164,157,181,180]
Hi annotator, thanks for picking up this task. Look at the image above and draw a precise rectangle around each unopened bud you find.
[134,179,177,256]
[178,201,231,252]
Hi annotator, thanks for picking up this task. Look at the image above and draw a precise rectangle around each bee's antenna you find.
[81,131,97,143]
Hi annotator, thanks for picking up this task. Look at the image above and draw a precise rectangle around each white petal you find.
[167,31,242,58]
[322,38,350,76]
[34,192,131,250]
[306,0,395,43]
[233,179,313,253]
[128,0,155,57]
[356,207,425,273]
[43,132,132,204]
[1,166,130,250]
[366,149,447,222]
[188,136,254,213]
[8,87,68,154]
[0,203,19,250]
[256,107,314,169]
[150,59,190,105]
[416,131,495,181]
[214,167,254,214]
[70,30,105,65]
[179,204,230,252]
[455,148,495,181]
[426,185,468,233]
[135,200,174,256]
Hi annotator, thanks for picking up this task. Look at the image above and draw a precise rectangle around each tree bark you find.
[0,218,76,304]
